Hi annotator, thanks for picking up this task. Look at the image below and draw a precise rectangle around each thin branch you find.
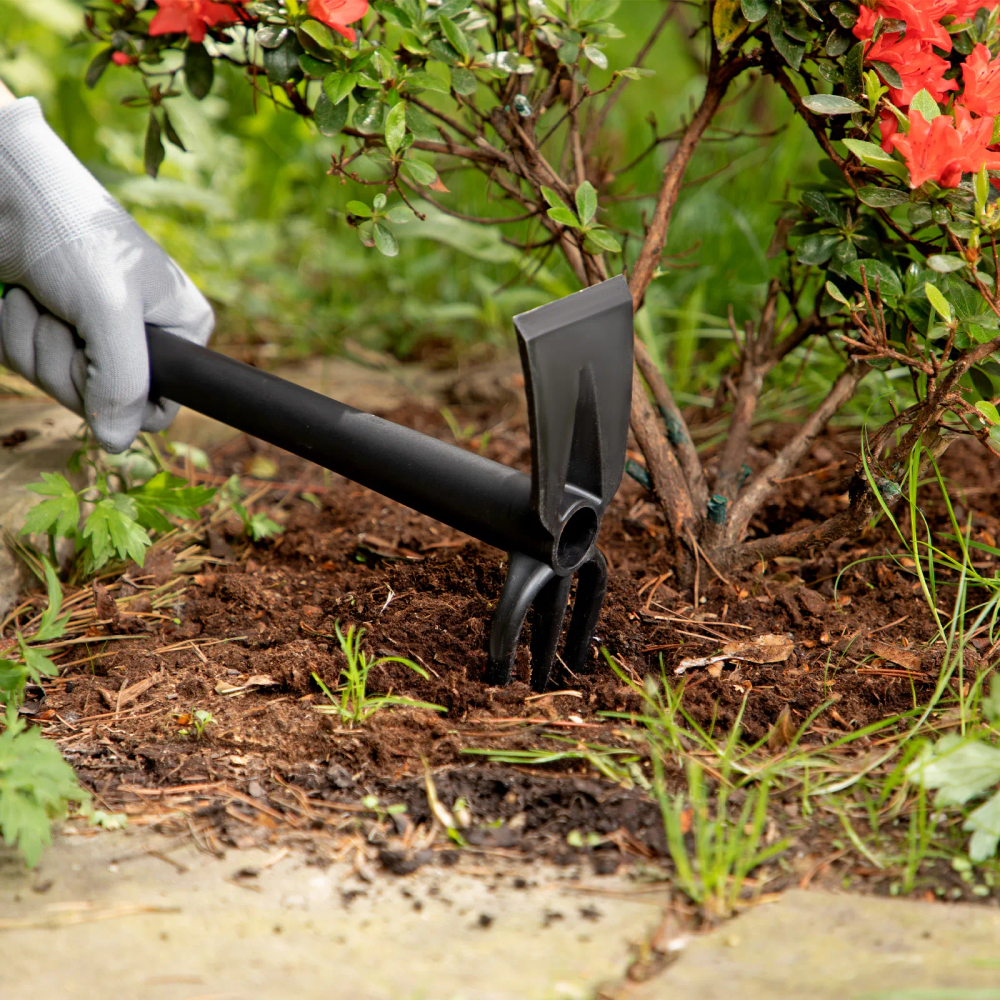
[724,361,868,546]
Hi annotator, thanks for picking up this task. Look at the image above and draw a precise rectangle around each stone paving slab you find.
[619,889,1000,1000]
[0,830,661,1000]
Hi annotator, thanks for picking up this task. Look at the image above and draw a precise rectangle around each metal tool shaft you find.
[146,328,598,572]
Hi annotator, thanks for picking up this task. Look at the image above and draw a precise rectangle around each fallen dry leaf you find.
[215,674,279,697]
[869,640,922,671]
[767,705,795,751]
[721,634,794,664]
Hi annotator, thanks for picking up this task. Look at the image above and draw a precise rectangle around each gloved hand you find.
[0,97,213,453]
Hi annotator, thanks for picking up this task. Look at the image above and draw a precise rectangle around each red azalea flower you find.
[149,0,243,44]
[879,109,900,152]
[853,1,953,52]
[953,104,1000,172]
[112,51,135,65]
[307,0,369,41]
[890,109,966,188]
[854,7,957,107]
[960,43,1000,117]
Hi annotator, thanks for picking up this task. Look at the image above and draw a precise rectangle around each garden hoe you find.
[146,274,634,693]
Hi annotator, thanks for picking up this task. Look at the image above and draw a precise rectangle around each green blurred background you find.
[1,0,889,429]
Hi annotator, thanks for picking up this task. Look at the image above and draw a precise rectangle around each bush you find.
[82,0,1000,577]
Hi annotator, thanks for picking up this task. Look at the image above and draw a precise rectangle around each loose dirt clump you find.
[19,397,1000,890]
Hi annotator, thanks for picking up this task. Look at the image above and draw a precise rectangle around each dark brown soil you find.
[18,394,1000,891]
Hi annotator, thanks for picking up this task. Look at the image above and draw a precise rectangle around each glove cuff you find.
[0,97,126,282]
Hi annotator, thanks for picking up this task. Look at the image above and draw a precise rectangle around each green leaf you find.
[966,791,1000,862]
[439,15,471,60]
[577,0,620,23]
[927,254,968,274]
[0,659,29,702]
[924,281,953,322]
[85,47,114,90]
[33,560,69,644]
[83,495,150,569]
[161,110,186,152]
[825,280,850,305]
[843,138,909,180]
[184,42,214,100]
[767,5,805,71]
[741,0,768,23]
[869,59,902,89]
[299,19,333,50]
[844,259,903,298]
[386,205,417,224]
[384,102,407,157]
[801,94,865,115]
[971,366,995,402]
[406,104,440,141]
[347,200,372,218]
[373,192,387,212]
[583,44,608,69]
[548,206,581,228]
[324,71,358,105]
[404,70,450,94]
[21,474,79,539]
[910,88,940,123]
[450,66,477,95]
[299,53,333,78]
[373,0,413,27]
[372,223,399,257]
[541,186,569,210]
[144,112,164,180]
[802,190,842,225]
[857,185,910,208]
[575,180,597,225]
[314,92,348,136]
[0,708,89,868]
[796,233,842,265]
[402,159,439,186]
[844,40,864,96]
[584,228,621,253]
[909,735,1000,807]
[262,34,303,85]
[976,400,999,424]
[353,96,387,134]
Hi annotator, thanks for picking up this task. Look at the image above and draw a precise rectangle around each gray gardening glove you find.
[0,97,213,453]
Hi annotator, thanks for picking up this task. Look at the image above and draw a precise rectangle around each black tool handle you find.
[147,327,572,566]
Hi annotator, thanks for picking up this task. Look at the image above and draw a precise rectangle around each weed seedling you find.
[312,623,445,727]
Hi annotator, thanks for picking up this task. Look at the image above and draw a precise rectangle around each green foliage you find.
[176,708,216,739]
[0,706,89,868]
[312,622,445,727]
[20,438,216,581]
[220,476,283,542]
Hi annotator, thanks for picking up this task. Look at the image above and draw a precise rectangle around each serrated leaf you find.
[314,92,348,136]
[21,475,79,539]
[83,496,150,569]
[85,47,114,90]
[575,180,597,225]
[909,736,1000,807]
[801,94,865,115]
[384,102,407,156]
[184,42,214,100]
[372,223,399,257]
[924,281,953,321]
[33,560,69,644]
[548,206,581,228]
[910,88,940,123]
[584,228,621,253]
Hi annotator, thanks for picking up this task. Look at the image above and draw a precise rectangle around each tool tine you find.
[528,574,573,693]
[486,552,557,687]
[561,550,609,674]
